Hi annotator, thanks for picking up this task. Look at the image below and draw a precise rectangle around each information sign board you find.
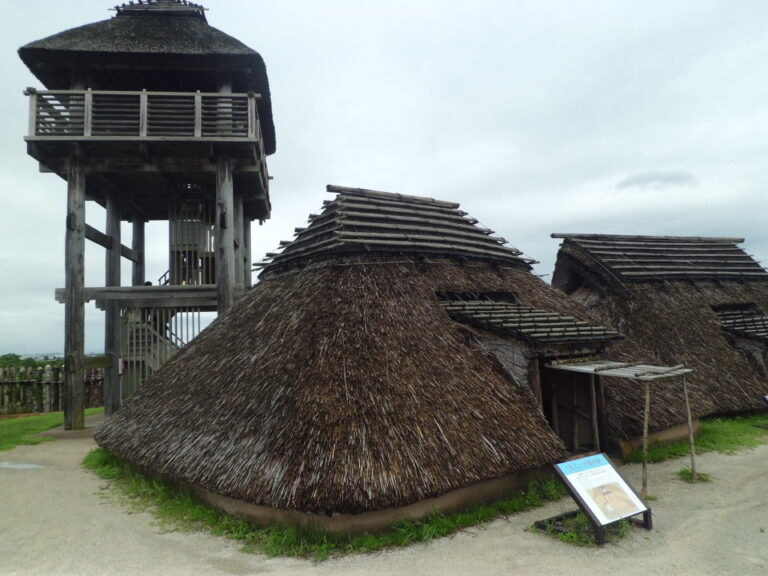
[556,454,647,526]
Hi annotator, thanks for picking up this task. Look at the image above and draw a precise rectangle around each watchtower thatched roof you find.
[552,233,768,416]
[18,0,275,154]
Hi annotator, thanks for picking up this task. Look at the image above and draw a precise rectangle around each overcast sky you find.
[1,0,766,354]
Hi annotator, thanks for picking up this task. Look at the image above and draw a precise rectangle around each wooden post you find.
[596,375,608,453]
[104,194,121,416]
[641,380,651,498]
[572,374,580,452]
[550,382,560,436]
[529,359,543,406]
[243,217,252,288]
[216,156,235,312]
[590,373,600,452]
[234,192,244,290]
[64,152,86,430]
[682,375,698,479]
[132,219,145,286]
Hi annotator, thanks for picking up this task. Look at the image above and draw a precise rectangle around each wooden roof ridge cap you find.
[326,184,461,209]
[551,233,746,243]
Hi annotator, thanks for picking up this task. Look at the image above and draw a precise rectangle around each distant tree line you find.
[0,354,64,369]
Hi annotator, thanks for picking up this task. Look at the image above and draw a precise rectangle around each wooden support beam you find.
[234,192,244,289]
[216,156,236,312]
[243,218,252,288]
[104,194,121,416]
[64,153,86,430]
[55,285,217,308]
[590,373,600,452]
[85,224,139,263]
[132,220,146,286]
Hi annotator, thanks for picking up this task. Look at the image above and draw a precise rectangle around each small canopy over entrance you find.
[546,360,695,497]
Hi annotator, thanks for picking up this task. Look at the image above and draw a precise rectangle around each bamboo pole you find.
[642,380,650,499]
[682,375,698,479]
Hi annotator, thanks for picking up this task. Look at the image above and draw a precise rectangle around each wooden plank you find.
[64,153,86,430]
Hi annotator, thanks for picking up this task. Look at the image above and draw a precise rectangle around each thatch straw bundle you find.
[97,258,580,514]
[553,236,768,423]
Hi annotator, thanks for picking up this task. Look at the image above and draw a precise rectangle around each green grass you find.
[83,447,567,560]
[0,407,103,452]
[535,512,631,546]
[676,468,712,483]
[625,412,768,464]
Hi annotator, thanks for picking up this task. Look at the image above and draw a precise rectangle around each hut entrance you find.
[541,366,603,453]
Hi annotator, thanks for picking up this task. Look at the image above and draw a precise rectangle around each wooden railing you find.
[26,89,263,142]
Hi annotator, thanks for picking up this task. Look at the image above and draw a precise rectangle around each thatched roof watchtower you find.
[20,1,275,428]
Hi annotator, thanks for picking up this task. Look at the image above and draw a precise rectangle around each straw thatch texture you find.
[18,1,275,154]
[97,258,574,514]
[552,235,768,420]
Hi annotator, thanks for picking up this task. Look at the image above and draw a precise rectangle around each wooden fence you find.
[0,366,103,415]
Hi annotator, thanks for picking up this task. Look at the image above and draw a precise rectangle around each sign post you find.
[549,454,652,545]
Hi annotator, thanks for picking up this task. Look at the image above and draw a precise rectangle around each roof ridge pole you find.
[64,150,86,430]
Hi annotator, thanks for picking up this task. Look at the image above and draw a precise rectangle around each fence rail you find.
[0,367,103,416]
[26,89,262,141]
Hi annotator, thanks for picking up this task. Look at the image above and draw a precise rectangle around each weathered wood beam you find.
[85,224,139,263]
[132,220,145,286]
[216,156,236,312]
[55,285,217,306]
[64,153,86,430]
[104,194,121,416]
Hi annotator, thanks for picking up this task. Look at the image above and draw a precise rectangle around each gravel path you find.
[1,424,766,576]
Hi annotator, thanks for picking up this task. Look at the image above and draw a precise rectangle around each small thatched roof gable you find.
[18,0,275,153]
[261,185,535,273]
[552,234,768,289]
[714,305,768,341]
[441,299,622,344]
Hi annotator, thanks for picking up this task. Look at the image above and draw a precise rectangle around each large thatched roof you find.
[18,0,275,154]
[552,233,768,417]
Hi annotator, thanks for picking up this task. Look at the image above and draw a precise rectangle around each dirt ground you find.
[1,420,767,576]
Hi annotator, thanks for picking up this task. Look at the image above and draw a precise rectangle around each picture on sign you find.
[556,454,647,526]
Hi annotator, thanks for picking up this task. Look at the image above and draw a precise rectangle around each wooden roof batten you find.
[552,233,768,284]
[259,185,536,273]
[442,299,622,345]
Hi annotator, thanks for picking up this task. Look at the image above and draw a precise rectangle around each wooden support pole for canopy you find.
[682,375,698,479]
[590,373,600,452]
[642,380,650,499]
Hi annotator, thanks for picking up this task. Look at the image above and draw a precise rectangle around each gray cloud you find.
[616,170,699,190]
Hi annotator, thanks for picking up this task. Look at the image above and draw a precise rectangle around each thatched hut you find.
[96,188,671,532]
[552,234,768,418]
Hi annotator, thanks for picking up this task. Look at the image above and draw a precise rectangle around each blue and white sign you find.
[557,454,647,526]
